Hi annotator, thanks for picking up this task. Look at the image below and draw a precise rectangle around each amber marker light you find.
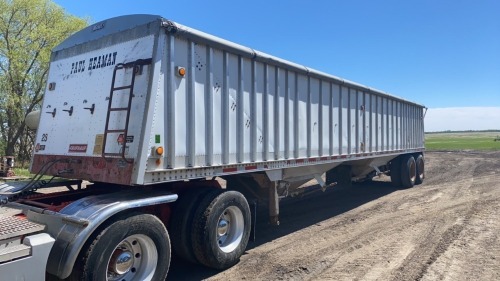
[177,66,186,77]
[156,146,164,156]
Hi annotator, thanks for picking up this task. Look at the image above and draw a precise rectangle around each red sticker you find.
[69,144,88,153]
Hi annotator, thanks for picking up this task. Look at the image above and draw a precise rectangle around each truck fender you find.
[28,188,177,279]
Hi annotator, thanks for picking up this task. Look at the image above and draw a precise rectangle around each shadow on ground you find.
[166,180,398,280]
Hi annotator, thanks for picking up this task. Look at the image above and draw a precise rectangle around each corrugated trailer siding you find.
[164,33,424,170]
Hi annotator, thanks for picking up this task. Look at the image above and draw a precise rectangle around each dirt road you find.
[167,151,500,280]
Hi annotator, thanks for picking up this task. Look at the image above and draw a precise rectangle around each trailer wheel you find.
[400,154,417,188]
[390,156,402,187]
[69,213,170,281]
[169,188,213,264]
[192,190,251,269]
[415,154,425,184]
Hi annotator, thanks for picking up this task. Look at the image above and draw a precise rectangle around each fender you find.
[26,188,177,279]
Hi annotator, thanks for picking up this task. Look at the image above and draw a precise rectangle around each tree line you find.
[0,0,87,166]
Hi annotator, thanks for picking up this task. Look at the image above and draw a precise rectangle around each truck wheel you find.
[400,154,417,188]
[390,156,402,186]
[415,154,425,184]
[70,213,170,281]
[192,190,251,269]
[169,188,213,264]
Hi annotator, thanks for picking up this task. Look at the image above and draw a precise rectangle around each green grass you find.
[425,132,500,151]
[13,168,32,177]
[0,168,53,183]
[12,168,53,179]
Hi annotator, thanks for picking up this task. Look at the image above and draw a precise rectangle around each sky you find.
[52,0,500,131]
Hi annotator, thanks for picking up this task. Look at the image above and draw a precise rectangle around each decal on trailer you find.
[70,60,86,74]
[35,143,46,152]
[69,144,88,153]
[69,52,118,75]
[117,134,134,144]
[93,134,104,155]
[92,22,105,32]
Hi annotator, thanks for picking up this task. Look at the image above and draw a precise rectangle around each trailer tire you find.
[390,156,402,187]
[415,154,425,184]
[169,188,213,264]
[192,190,251,269]
[400,154,417,188]
[69,213,170,281]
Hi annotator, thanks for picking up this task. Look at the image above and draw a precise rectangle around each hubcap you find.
[218,219,229,236]
[216,206,244,253]
[110,249,134,275]
[106,234,158,281]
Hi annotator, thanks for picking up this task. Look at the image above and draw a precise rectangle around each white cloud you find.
[425,107,500,132]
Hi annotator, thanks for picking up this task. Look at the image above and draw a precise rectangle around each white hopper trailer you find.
[0,14,425,280]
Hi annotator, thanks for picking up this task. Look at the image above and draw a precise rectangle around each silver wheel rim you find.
[409,160,417,182]
[216,206,244,253]
[417,158,425,179]
[106,234,158,281]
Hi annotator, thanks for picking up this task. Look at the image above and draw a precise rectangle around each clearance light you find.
[176,66,186,77]
[156,146,164,156]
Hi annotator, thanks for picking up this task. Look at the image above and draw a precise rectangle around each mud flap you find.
[249,200,257,242]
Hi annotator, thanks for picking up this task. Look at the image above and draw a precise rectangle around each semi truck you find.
[0,14,425,280]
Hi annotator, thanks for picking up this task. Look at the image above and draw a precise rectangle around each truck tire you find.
[192,190,251,269]
[390,156,402,187]
[415,154,425,184]
[69,213,170,281]
[169,188,213,264]
[400,154,417,188]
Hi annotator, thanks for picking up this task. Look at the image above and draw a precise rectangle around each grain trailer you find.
[0,14,425,280]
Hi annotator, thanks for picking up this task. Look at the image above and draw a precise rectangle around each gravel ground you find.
[167,151,500,280]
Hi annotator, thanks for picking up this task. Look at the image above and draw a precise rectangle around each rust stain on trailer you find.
[32,155,134,185]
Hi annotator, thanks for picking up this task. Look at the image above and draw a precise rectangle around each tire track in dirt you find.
[391,208,472,281]
[169,152,500,281]
[212,192,425,280]
[391,154,500,281]
[214,189,472,280]
[420,198,500,281]
[419,157,500,281]
[211,152,498,280]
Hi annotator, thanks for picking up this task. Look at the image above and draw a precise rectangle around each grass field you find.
[425,131,500,151]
